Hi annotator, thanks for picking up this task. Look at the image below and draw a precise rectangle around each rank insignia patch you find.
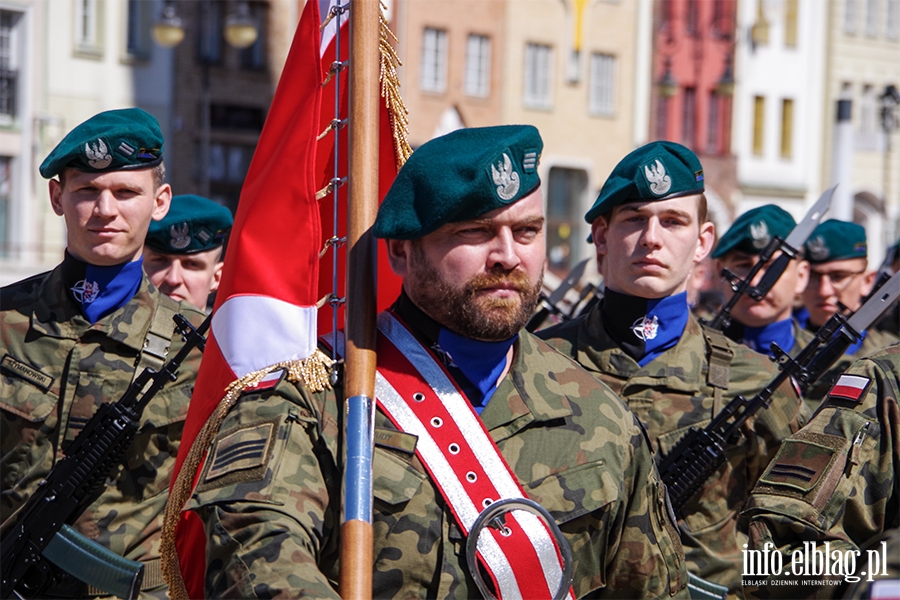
[759,439,834,493]
[828,374,871,403]
[205,421,275,482]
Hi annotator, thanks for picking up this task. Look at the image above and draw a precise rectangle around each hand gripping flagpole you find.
[342,0,380,597]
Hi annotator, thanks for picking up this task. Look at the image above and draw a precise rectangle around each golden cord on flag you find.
[378,2,411,169]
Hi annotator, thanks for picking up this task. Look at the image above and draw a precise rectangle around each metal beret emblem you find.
[491,153,520,201]
[644,159,672,196]
[84,139,113,170]
[750,220,770,249]
[807,235,829,261]
[169,223,192,250]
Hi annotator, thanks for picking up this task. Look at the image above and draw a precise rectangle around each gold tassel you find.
[379,2,412,169]
[160,351,334,599]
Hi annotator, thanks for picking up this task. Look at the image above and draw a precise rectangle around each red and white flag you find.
[165,0,403,594]
[828,374,871,402]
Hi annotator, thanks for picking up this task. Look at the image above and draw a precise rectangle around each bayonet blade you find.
[547,258,589,305]
[783,185,836,251]
[846,271,900,334]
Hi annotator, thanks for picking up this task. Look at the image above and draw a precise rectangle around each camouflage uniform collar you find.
[481,332,576,439]
[581,303,706,393]
[32,263,159,352]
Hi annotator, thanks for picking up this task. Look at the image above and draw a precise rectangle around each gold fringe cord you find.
[379,2,412,169]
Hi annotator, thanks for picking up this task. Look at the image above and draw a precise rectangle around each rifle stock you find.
[0,315,208,600]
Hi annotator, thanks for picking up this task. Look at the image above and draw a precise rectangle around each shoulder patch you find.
[828,374,871,403]
[758,439,835,493]
[205,421,276,483]
[1,354,54,392]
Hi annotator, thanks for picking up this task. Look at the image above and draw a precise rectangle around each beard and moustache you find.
[406,241,543,341]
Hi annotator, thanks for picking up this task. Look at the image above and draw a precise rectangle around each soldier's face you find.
[143,246,223,310]
[591,195,715,299]
[716,251,809,328]
[49,168,171,266]
[388,189,545,341]
[801,257,871,327]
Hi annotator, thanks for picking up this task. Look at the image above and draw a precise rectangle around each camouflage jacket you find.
[0,264,204,597]
[742,344,900,599]
[537,306,808,599]
[188,305,689,599]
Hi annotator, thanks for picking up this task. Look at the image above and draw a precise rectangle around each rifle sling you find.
[132,295,179,385]
[702,327,734,416]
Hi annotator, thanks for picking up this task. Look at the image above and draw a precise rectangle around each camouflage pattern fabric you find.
[189,308,689,599]
[742,343,900,599]
[537,306,809,599]
[0,265,204,598]
[803,327,899,404]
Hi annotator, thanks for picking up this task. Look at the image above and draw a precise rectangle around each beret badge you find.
[169,223,192,250]
[491,153,520,201]
[751,221,771,249]
[643,159,672,196]
[807,235,829,261]
[84,139,113,170]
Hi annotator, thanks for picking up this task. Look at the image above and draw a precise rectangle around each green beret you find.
[805,220,867,263]
[711,205,796,258]
[585,141,704,224]
[39,108,164,178]
[373,125,543,239]
[145,195,233,254]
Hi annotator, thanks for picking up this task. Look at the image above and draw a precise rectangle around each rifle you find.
[1,314,209,600]
[526,258,589,332]
[658,271,899,515]
[704,186,835,331]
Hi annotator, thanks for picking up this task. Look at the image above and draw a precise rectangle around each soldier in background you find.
[711,206,812,356]
[743,344,900,599]
[185,126,688,598]
[143,194,233,311]
[0,108,204,598]
[538,141,807,599]
[799,220,898,400]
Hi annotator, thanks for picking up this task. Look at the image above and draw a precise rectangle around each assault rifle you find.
[704,186,834,331]
[659,271,899,515]
[526,258,589,332]
[0,314,209,600]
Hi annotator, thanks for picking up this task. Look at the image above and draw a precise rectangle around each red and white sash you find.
[370,312,572,600]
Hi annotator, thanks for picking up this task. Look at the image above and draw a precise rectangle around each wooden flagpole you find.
[341,0,380,597]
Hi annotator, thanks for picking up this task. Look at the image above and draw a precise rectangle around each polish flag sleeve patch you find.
[828,374,871,403]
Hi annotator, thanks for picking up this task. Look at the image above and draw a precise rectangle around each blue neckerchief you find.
[845,329,868,355]
[437,328,517,413]
[794,307,810,329]
[637,292,690,367]
[71,258,144,324]
[743,318,794,356]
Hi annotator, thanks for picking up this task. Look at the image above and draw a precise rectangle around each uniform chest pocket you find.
[372,429,426,507]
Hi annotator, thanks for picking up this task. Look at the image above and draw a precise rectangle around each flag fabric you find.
[828,374,871,402]
[164,1,406,596]
[168,2,325,595]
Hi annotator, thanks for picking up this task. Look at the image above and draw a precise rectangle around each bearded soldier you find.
[537,141,808,599]
[184,125,688,598]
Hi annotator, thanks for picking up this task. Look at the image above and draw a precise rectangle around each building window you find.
[75,0,103,52]
[785,0,799,47]
[205,142,255,214]
[656,96,669,140]
[126,0,153,59]
[682,87,696,147]
[752,0,769,46]
[888,0,900,38]
[780,98,794,158]
[865,0,879,35]
[546,167,588,276]
[707,92,721,154]
[199,1,223,64]
[753,95,765,155]
[420,27,447,93]
[588,53,615,116]
[240,3,266,70]
[524,42,553,109]
[686,0,699,34]
[0,11,18,123]
[0,156,9,257]
[464,34,490,97]
[844,0,858,33]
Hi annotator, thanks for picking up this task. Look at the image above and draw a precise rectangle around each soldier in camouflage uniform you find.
[712,205,813,358]
[186,126,688,598]
[742,344,900,599]
[799,220,899,401]
[0,109,204,598]
[537,142,808,599]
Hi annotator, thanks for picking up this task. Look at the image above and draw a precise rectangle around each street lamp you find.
[224,2,259,49]
[880,84,900,217]
[153,1,184,48]
[658,58,679,98]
